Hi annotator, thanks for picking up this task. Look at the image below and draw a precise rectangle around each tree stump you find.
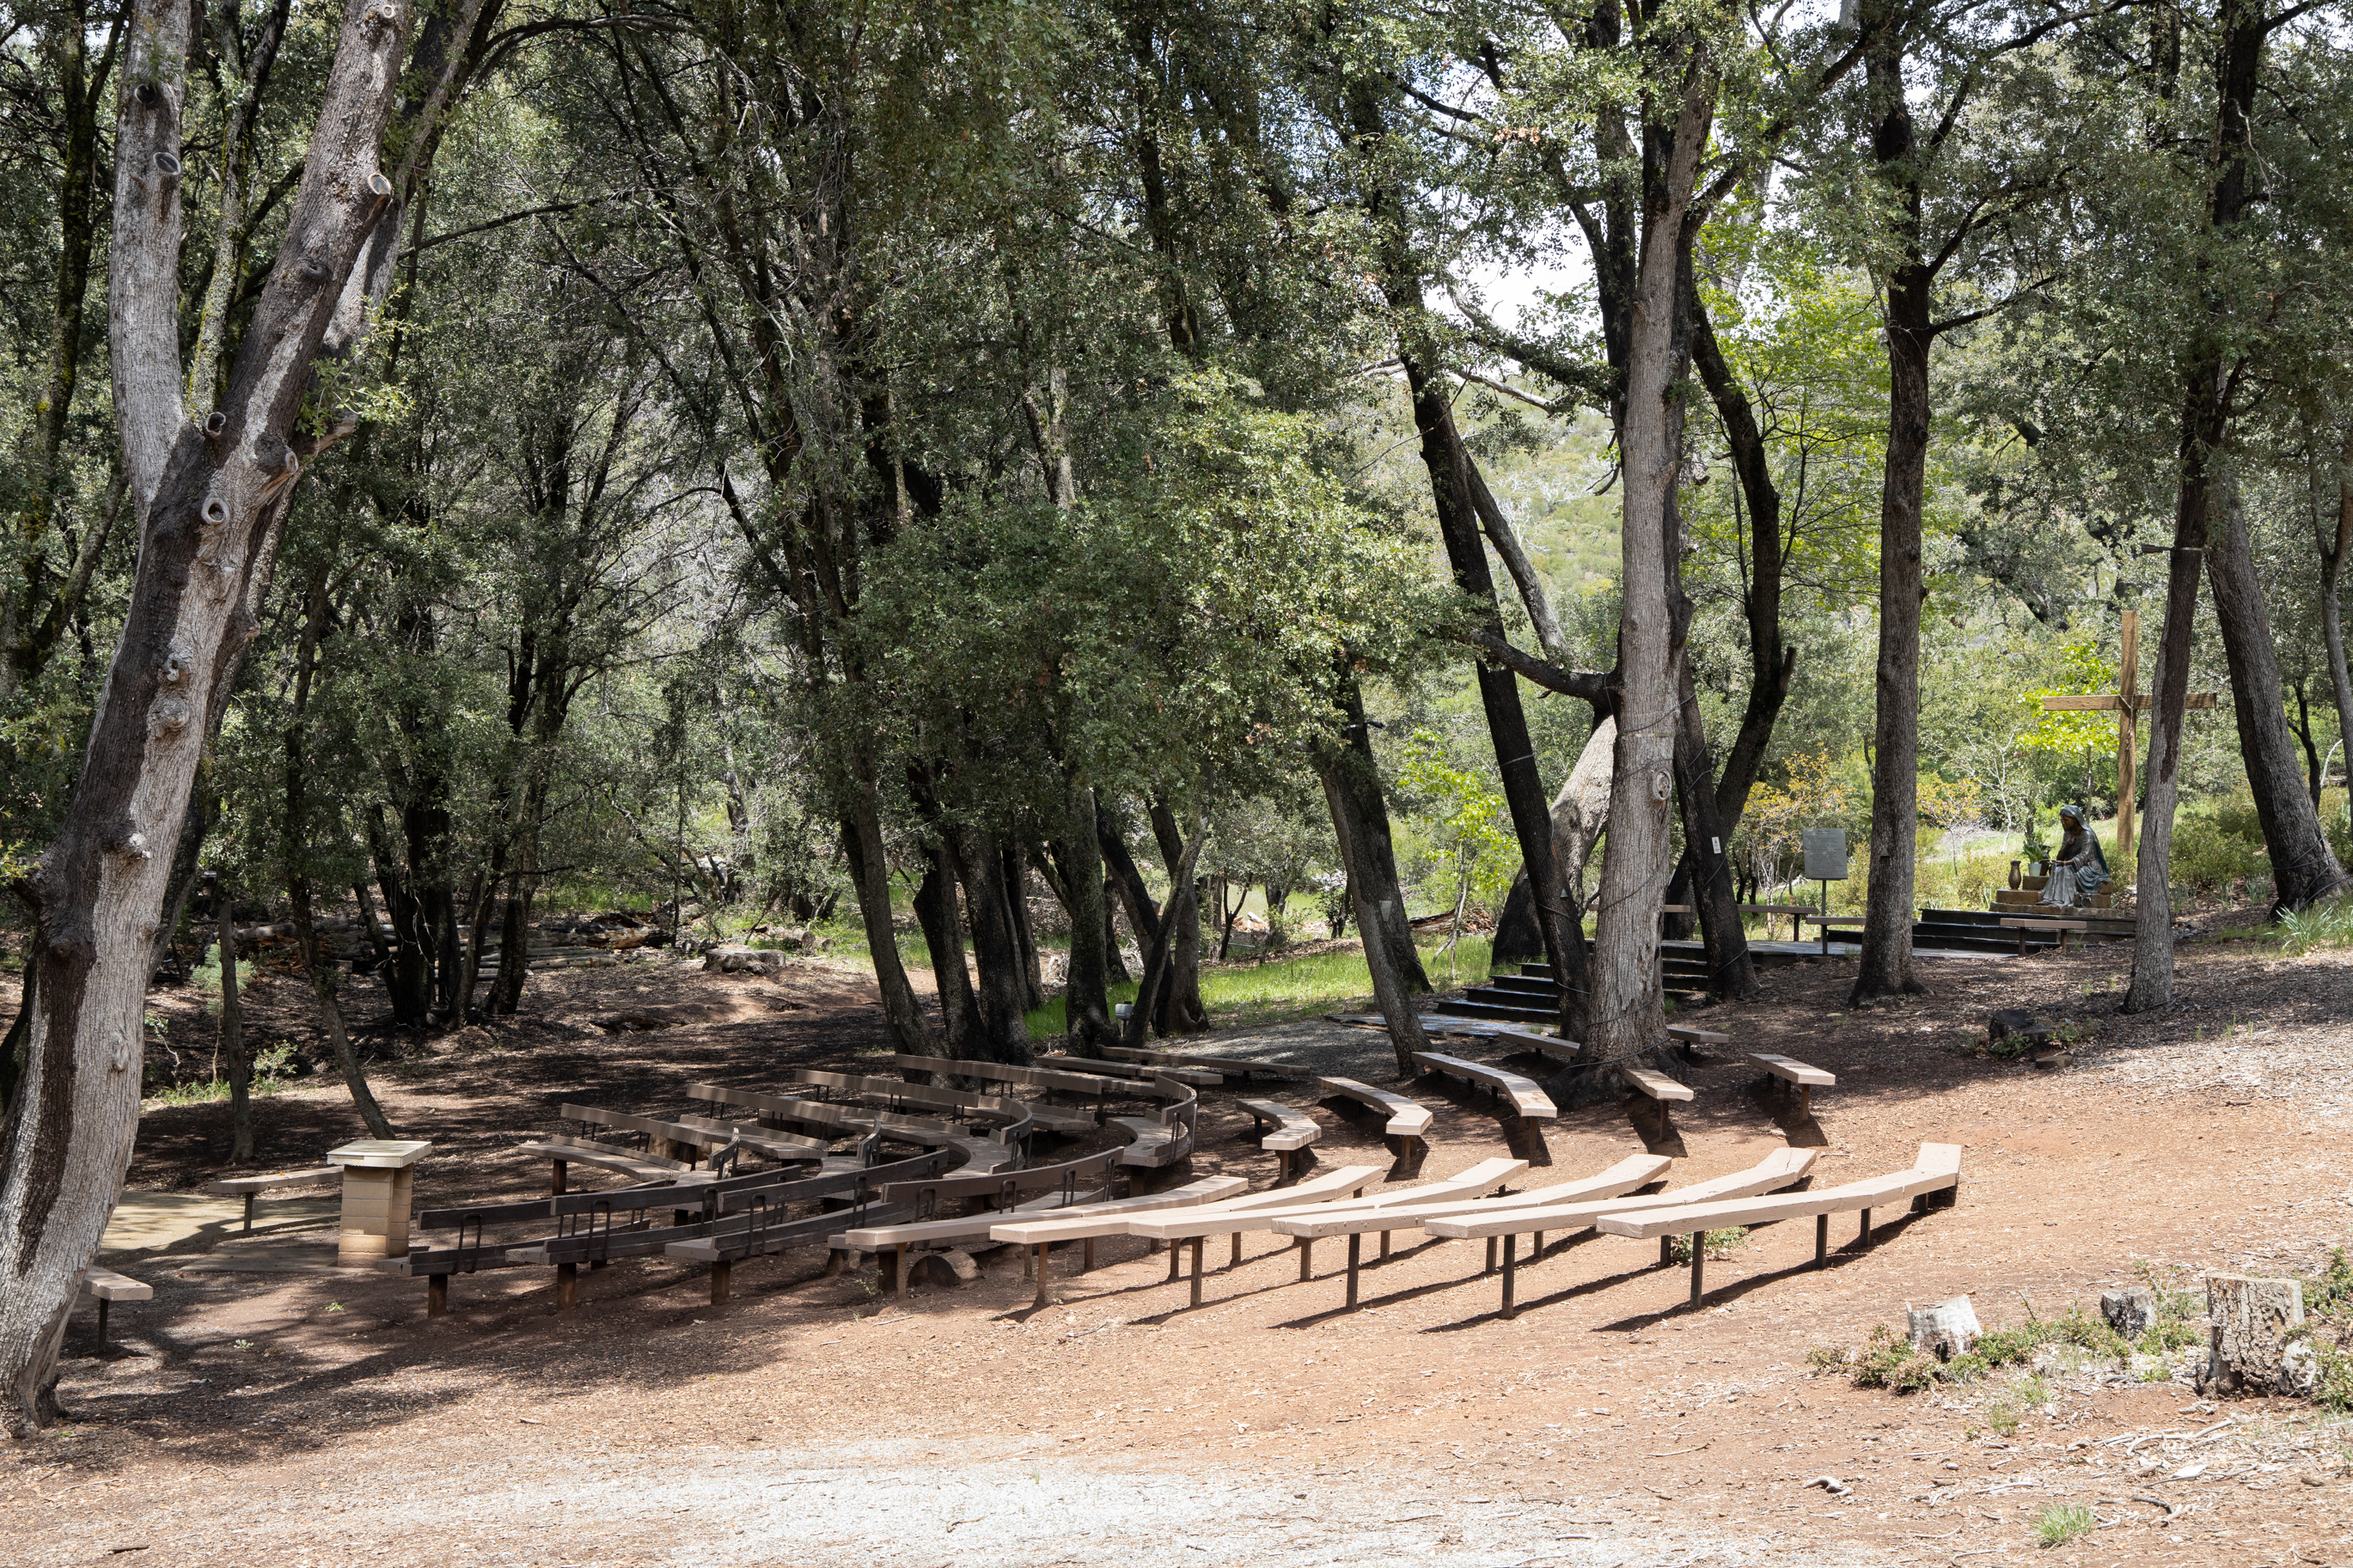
[907,1249,980,1291]
[1907,1295,1981,1362]
[2195,1274,2318,1397]
[2101,1286,2155,1338]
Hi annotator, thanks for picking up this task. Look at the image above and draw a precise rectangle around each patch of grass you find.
[1022,934,1496,1037]
[1983,1394,2021,1437]
[144,1041,299,1108]
[1832,1303,2136,1397]
[2033,1502,2094,1548]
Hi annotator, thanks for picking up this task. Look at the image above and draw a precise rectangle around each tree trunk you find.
[1495,718,1617,966]
[1671,642,1757,999]
[2320,430,2353,830]
[2205,491,2349,908]
[949,828,1036,1065]
[1320,754,1429,1077]
[1097,802,1163,952]
[1146,800,1207,1031]
[837,778,938,1056]
[1059,784,1115,1056]
[1464,453,1568,662]
[911,843,986,1059]
[281,558,392,1135]
[1334,669,1433,992]
[1001,842,1044,1013]
[1587,66,1714,1071]
[1121,804,1212,1050]
[1852,279,1933,1002]
[215,882,253,1164]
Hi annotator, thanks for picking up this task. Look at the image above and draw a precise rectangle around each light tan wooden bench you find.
[1594,1142,1963,1307]
[1103,1045,1317,1082]
[1665,1023,1732,1048]
[201,1163,341,1231]
[1997,916,2089,955]
[1411,1052,1555,1120]
[1237,1097,1321,1181]
[1427,1147,1816,1317]
[1036,1052,1224,1087]
[1749,1052,1835,1119]
[78,1266,151,1351]
[1316,1076,1433,1177]
[1622,1065,1693,1102]
[841,1173,1248,1301]
[1271,1153,1662,1309]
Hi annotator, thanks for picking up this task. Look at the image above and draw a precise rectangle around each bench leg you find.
[1165,1243,1182,1284]
[95,1297,110,1352]
[1032,1243,1050,1310]
[1378,1229,1391,1262]
[1859,1207,1872,1245]
[551,1160,567,1196]
[1485,1236,1497,1276]
[1689,1243,1704,1308]
[557,1262,579,1312]
[1532,1230,1545,1257]
[1229,1231,1242,1269]
[1500,1234,1517,1321]
[1659,1235,1672,1268]
[1082,1237,1095,1273]
[1815,1212,1829,1268]
[1189,1237,1204,1308]
[709,1260,730,1305]
[241,1193,256,1234]
[1345,1235,1361,1309]
[1298,1236,1313,1282]
[895,1243,910,1300]
[428,1274,449,1316]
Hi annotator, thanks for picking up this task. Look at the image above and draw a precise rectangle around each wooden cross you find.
[2039,608,2215,860]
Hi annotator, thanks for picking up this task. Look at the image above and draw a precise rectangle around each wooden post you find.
[1500,1233,1518,1320]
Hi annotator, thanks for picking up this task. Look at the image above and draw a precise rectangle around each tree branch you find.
[1464,628,1611,705]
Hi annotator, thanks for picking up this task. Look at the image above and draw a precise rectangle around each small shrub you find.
[2033,1502,2094,1548]
[2014,1372,2052,1409]
[1668,1227,1750,1264]
[1983,1395,2021,1437]
[2171,815,2262,891]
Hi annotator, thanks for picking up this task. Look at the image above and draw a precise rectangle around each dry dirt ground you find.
[5,925,2353,1567]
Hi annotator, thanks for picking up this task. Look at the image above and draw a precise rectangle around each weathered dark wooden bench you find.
[1103,1045,1317,1082]
[201,1163,341,1231]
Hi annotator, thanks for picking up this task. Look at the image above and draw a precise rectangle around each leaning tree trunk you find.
[2320,432,2353,832]
[1495,718,1616,967]
[1121,801,1212,1051]
[1333,669,1432,993]
[911,842,987,1059]
[2206,491,2350,910]
[2128,423,2215,1011]
[0,0,414,1436]
[838,777,940,1057]
[1320,753,1428,1077]
[950,827,1036,1065]
[1146,800,1208,1032]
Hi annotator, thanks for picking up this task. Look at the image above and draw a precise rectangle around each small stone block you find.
[327,1139,432,1169]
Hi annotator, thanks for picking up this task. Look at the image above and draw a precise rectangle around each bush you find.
[2171,816,2263,891]
[2034,1502,2094,1548]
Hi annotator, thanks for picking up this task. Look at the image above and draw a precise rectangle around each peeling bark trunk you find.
[1146,800,1207,1032]
[1496,719,1616,966]
[0,0,417,1434]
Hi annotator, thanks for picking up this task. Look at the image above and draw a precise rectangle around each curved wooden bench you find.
[887,1053,1127,1108]
[837,1173,1247,1300]
[1413,1052,1555,1119]
[516,1132,696,1192]
[1036,1053,1224,1087]
[1426,1147,1816,1317]
[1316,1076,1433,1178]
[1085,1162,1389,1306]
[1104,1045,1317,1082]
[1749,1052,1835,1125]
[776,1068,1052,1138]
[1593,1142,1961,1307]
[678,1084,955,1146]
[1108,1075,1199,1168]
[560,1102,831,1168]
[1238,1097,1320,1181]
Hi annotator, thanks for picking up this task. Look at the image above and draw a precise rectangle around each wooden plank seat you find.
[559,1102,828,1168]
[1800,913,1867,954]
[1412,1052,1555,1120]
[1426,1147,1816,1318]
[846,1174,1250,1303]
[1316,1076,1434,1178]
[1997,916,2090,955]
[887,1053,1128,1112]
[1036,1053,1225,1087]
[1269,1154,1665,1309]
[1665,1024,1732,1048]
[516,1132,698,1192]
[1622,1066,1693,1102]
[1109,1083,1199,1168]
[676,1083,953,1145]
[1238,1097,1320,1181]
[1138,1156,1528,1309]
[1592,1142,1963,1308]
[200,1163,342,1232]
[775,1069,1055,1138]
[1103,1046,1317,1082]
[395,1146,969,1314]
[1749,1052,1835,1123]
[1022,1163,1389,1308]
[78,1266,151,1351]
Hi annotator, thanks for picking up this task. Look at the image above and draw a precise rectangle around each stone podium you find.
[327,1139,431,1267]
